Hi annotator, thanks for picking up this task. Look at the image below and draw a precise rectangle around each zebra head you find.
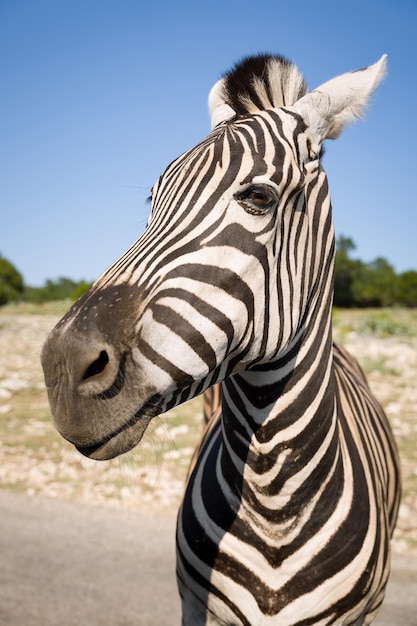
[41,54,386,460]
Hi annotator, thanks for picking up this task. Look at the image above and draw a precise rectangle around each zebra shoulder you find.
[333,341,368,386]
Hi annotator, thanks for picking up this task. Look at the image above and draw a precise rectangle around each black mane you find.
[221,53,307,115]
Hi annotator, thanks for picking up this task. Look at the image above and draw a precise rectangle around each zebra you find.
[41,53,401,625]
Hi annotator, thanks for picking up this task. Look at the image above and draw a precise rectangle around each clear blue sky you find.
[1,0,416,286]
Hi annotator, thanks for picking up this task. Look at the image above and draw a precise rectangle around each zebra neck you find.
[220,315,337,509]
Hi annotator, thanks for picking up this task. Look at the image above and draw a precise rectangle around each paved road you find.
[0,490,416,625]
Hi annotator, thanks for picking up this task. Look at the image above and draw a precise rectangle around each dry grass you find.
[0,303,416,555]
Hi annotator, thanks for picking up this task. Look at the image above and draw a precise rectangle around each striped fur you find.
[42,55,400,625]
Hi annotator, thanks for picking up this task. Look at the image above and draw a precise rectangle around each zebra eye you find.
[235,185,277,214]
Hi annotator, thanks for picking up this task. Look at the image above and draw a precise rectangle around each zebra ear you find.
[208,78,237,129]
[292,55,387,146]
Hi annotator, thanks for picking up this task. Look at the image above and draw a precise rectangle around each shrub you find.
[356,311,410,337]
[0,255,24,305]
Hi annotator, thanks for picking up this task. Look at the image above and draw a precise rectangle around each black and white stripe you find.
[42,54,401,625]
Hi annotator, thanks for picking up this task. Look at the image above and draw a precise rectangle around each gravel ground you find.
[0,307,416,556]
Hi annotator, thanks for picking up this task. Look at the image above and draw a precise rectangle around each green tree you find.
[396,270,417,307]
[0,255,24,305]
[334,236,360,307]
[71,280,91,300]
[22,277,92,303]
[40,277,79,301]
[352,257,397,307]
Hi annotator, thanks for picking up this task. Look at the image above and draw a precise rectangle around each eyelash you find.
[234,184,278,215]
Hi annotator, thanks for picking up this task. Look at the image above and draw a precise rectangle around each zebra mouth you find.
[74,394,164,461]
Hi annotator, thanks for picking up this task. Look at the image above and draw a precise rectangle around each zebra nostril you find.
[81,350,110,381]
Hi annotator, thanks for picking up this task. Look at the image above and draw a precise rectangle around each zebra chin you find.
[56,394,165,461]
[73,428,145,461]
